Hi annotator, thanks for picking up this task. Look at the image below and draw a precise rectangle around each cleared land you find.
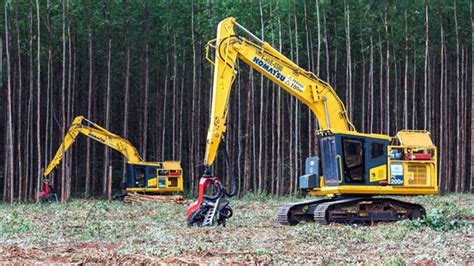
[0,194,472,264]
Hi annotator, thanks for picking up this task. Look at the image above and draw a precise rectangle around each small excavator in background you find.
[186,17,438,227]
[37,116,183,202]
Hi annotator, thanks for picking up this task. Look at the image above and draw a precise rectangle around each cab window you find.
[135,166,146,187]
[371,142,385,159]
[342,138,364,182]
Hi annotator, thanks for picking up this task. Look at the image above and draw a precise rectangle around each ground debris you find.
[123,193,186,204]
[0,194,472,264]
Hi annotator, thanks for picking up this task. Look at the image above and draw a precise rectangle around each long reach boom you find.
[204,17,355,166]
[43,116,143,177]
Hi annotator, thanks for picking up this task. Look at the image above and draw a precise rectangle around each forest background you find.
[0,0,472,202]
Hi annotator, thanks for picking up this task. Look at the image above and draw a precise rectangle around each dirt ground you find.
[0,194,472,264]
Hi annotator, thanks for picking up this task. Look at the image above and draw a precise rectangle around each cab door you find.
[320,136,340,186]
[340,137,365,184]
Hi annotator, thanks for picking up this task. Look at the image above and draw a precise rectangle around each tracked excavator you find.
[37,116,183,202]
[186,17,438,226]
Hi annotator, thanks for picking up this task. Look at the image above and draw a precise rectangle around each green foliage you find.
[380,255,406,266]
[0,210,30,234]
[407,200,470,231]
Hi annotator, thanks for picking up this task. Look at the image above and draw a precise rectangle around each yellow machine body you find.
[44,116,183,194]
[203,17,438,198]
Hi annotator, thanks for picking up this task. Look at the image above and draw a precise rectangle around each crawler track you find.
[277,198,332,225]
[279,197,425,225]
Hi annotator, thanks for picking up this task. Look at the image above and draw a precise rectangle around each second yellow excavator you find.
[186,17,438,227]
[37,116,183,202]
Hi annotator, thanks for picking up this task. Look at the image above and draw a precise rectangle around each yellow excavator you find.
[37,116,183,202]
[186,17,438,226]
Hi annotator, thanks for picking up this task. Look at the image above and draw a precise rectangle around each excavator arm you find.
[204,17,355,166]
[43,116,143,178]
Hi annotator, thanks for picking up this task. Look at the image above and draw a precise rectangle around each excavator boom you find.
[204,17,355,166]
[43,116,143,177]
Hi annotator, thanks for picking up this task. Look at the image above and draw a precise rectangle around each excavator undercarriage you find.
[277,197,425,225]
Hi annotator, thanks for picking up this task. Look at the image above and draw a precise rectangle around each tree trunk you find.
[0,32,4,201]
[60,0,67,202]
[161,31,169,160]
[5,1,15,203]
[26,2,34,200]
[384,2,390,135]
[258,0,264,194]
[276,13,282,196]
[470,0,474,192]
[190,0,197,193]
[369,33,374,133]
[344,0,352,122]
[142,5,149,161]
[35,0,42,201]
[378,33,383,133]
[423,0,429,130]
[15,5,23,201]
[454,0,461,192]
[171,32,177,159]
[122,0,131,181]
[43,0,52,199]
[404,2,409,129]
[361,35,366,132]
[412,49,417,129]
[85,0,93,197]
[103,0,112,196]
[439,2,445,189]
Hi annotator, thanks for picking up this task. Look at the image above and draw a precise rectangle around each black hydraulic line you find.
[220,138,238,197]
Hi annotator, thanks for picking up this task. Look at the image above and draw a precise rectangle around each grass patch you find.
[403,194,472,231]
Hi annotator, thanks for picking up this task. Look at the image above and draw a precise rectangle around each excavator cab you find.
[299,133,390,190]
[124,161,183,194]
[298,130,437,196]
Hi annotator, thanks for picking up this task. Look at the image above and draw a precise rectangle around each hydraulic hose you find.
[221,139,238,197]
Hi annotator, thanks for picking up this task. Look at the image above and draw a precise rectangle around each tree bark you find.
[344,0,352,122]
[258,0,264,194]
[454,0,461,192]
[15,5,23,201]
[369,31,374,133]
[122,0,130,181]
[470,0,474,192]
[0,31,4,201]
[404,1,409,129]
[384,2,390,134]
[171,32,177,159]
[190,0,197,193]
[423,0,429,130]
[412,49,417,129]
[35,0,42,201]
[439,1,445,189]
[142,4,149,161]
[103,0,112,196]
[85,0,93,197]
[5,1,15,203]
[26,2,34,200]
[60,0,67,202]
